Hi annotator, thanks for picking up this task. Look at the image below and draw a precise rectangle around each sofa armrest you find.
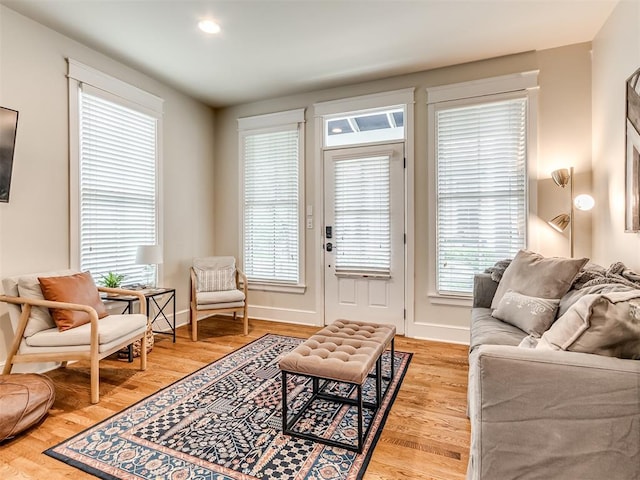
[468,345,640,480]
[472,273,498,308]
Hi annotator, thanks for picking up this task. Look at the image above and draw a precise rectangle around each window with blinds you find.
[78,89,158,285]
[436,97,527,294]
[242,126,300,284]
[334,155,391,276]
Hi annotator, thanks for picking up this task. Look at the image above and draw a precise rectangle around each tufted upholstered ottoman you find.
[279,319,396,452]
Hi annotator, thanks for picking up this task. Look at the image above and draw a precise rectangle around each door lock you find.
[326,242,333,252]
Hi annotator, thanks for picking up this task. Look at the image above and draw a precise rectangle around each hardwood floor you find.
[0,317,471,480]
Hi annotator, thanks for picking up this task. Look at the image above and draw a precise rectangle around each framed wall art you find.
[625,68,640,232]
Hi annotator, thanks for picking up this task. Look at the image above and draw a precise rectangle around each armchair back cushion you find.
[38,272,108,331]
[3,269,75,337]
[193,256,236,292]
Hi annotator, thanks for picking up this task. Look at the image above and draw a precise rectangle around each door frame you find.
[312,89,415,333]
[322,142,406,331]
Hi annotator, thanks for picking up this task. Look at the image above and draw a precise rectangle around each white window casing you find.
[68,59,163,286]
[427,72,539,302]
[238,109,305,292]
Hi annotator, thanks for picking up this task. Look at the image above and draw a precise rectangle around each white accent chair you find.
[0,270,149,404]
[190,257,248,341]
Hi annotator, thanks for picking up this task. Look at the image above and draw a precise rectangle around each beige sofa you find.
[467,271,640,480]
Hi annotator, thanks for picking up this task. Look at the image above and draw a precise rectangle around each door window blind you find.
[79,90,158,285]
[436,97,526,294]
[334,155,391,276]
[243,128,300,283]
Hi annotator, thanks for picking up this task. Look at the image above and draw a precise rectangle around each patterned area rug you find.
[45,334,412,480]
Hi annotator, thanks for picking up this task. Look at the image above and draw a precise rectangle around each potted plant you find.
[100,272,125,289]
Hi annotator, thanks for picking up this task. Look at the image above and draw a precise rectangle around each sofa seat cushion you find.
[470,308,527,352]
[196,289,245,305]
[24,313,147,348]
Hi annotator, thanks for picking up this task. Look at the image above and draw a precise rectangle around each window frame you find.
[68,59,164,283]
[238,108,306,293]
[426,71,539,305]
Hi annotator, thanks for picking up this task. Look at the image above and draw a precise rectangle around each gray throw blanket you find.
[573,261,640,289]
[485,259,640,290]
[484,259,511,282]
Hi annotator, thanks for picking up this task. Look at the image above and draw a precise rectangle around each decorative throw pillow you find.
[38,271,108,331]
[195,266,236,292]
[537,290,640,359]
[491,250,588,310]
[492,290,560,336]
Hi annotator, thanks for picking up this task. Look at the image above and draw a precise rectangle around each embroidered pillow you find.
[38,271,108,331]
[492,290,560,337]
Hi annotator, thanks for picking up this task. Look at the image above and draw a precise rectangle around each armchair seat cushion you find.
[196,289,245,305]
[25,314,148,348]
[197,301,245,311]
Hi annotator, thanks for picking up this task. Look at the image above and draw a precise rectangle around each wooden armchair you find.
[190,256,248,340]
[1,270,150,404]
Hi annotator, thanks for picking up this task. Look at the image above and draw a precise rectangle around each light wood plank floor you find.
[0,317,471,479]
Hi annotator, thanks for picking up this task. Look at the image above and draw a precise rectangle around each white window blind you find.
[79,89,158,285]
[243,127,300,283]
[334,155,391,276]
[436,97,527,294]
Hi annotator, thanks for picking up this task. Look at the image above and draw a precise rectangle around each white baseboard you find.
[248,305,322,326]
[407,322,470,345]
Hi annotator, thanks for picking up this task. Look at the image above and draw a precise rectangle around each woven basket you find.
[117,326,154,360]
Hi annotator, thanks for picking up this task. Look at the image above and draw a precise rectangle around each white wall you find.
[0,6,216,365]
[214,44,593,343]
[592,0,640,270]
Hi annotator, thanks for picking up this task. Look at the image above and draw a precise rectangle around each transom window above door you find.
[324,106,405,147]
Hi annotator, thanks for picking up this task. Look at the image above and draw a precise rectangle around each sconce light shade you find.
[135,245,163,265]
[551,168,571,188]
[548,214,571,232]
[574,194,595,211]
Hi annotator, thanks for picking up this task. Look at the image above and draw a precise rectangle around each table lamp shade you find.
[136,245,163,265]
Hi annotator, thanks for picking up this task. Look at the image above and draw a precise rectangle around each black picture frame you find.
[625,68,640,232]
[0,106,19,203]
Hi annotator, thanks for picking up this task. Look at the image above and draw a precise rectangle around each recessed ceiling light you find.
[331,127,343,133]
[198,20,221,34]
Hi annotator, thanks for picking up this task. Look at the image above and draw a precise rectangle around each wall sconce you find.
[547,167,594,257]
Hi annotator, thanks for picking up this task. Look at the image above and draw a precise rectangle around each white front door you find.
[323,143,405,333]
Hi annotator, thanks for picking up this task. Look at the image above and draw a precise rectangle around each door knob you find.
[326,242,333,252]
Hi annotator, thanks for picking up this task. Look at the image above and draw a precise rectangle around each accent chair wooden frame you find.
[189,267,248,341]
[0,286,148,404]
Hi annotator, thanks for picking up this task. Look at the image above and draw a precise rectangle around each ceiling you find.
[1,0,618,108]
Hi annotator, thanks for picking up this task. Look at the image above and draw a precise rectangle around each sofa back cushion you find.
[537,289,640,359]
[491,250,588,310]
